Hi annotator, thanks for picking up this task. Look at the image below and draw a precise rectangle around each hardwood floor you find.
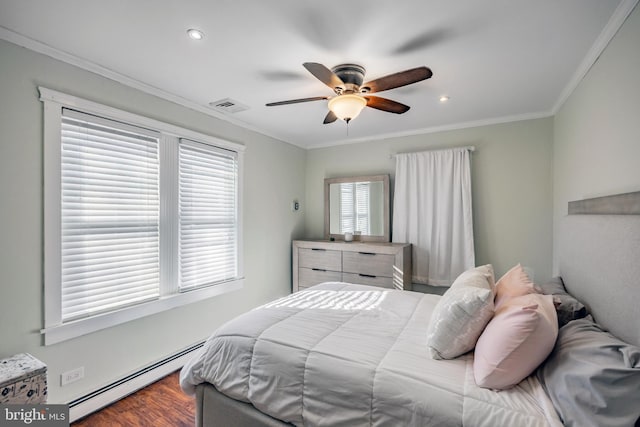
[72,370,195,427]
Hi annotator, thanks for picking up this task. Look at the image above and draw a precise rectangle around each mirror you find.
[324,174,390,242]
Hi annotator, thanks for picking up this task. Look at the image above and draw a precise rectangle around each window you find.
[60,110,161,322]
[178,140,238,291]
[41,88,244,345]
[339,182,371,234]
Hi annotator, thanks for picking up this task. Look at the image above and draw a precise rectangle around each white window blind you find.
[339,182,370,234]
[340,183,355,233]
[355,182,370,234]
[179,140,238,291]
[60,109,160,321]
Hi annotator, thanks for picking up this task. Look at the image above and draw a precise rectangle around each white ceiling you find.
[0,0,636,148]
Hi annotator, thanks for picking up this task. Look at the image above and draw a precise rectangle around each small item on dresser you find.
[344,232,353,242]
[0,353,48,404]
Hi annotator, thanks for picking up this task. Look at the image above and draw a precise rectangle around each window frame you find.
[41,87,245,345]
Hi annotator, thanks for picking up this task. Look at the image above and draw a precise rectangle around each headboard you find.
[558,191,640,347]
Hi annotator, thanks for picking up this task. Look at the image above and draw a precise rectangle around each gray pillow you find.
[539,277,588,327]
[537,316,640,427]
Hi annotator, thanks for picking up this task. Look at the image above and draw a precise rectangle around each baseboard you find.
[68,341,204,422]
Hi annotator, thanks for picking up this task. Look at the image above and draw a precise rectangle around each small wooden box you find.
[0,353,47,404]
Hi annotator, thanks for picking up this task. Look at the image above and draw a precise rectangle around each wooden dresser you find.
[292,240,412,292]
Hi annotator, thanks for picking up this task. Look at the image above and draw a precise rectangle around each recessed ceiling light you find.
[439,95,450,102]
[187,29,204,40]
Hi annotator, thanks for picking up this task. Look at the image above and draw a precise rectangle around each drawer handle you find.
[312,268,327,272]
[359,273,377,278]
[311,248,326,251]
[358,252,376,256]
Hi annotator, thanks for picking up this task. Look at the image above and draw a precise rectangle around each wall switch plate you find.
[61,367,84,386]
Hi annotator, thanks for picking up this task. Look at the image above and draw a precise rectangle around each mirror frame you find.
[324,174,390,242]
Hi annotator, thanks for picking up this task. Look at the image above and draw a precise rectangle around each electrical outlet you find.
[61,367,84,386]
[291,200,300,212]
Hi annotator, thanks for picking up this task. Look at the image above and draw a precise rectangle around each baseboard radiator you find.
[68,341,204,422]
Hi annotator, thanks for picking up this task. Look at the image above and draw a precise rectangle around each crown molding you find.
[551,0,639,114]
[305,110,553,150]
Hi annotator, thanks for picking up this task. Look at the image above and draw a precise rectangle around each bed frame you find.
[194,191,640,425]
[195,384,290,427]
[559,191,640,347]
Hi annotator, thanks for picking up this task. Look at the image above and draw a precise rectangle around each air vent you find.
[208,98,250,114]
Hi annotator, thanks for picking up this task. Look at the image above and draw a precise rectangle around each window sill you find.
[41,279,243,345]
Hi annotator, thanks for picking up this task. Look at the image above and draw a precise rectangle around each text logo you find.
[1,405,68,427]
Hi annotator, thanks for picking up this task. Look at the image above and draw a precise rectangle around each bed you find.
[180,192,640,427]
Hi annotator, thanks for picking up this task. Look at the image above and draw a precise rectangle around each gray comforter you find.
[181,282,561,426]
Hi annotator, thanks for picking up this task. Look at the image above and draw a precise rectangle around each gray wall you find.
[553,5,640,271]
[0,39,306,403]
[305,118,554,283]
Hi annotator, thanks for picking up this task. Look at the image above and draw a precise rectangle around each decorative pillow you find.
[473,293,558,390]
[538,276,588,328]
[494,263,537,308]
[537,275,564,295]
[537,316,640,427]
[426,264,495,360]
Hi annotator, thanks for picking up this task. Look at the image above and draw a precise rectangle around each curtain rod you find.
[389,145,475,159]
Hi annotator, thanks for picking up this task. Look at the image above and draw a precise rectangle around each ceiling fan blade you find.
[323,111,338,124]
[362,66,432,93]
[365,96,410,114]
[391,29,451,55]
[303,62,345,90]
[266,96,328,107]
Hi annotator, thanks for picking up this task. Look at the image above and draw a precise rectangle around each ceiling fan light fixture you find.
[328,94,367,122]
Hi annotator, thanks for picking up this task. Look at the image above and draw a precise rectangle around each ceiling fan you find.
[266,62,433,124]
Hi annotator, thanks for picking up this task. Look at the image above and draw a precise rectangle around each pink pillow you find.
[494,264,536,308]
[473,293,558,390]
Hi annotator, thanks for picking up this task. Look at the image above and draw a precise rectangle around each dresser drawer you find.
[342,251,395,277]
[299,248,342,271]
[342,273,394,289]
[299,267,343,289]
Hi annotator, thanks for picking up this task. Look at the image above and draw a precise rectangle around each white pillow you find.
[426,265,495,359]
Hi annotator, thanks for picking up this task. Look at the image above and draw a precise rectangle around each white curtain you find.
[392,148,474,286]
